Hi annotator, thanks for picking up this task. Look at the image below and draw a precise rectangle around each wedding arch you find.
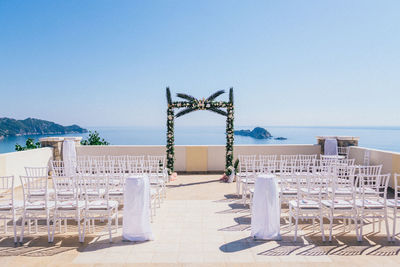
[166,87,234,174]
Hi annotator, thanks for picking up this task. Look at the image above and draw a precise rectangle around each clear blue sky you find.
[1,0,399,127]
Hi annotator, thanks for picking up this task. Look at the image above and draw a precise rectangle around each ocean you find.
[1,126,400,154]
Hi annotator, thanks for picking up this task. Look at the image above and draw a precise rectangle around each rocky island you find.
[0,117,87,139]
[234,127,273,139]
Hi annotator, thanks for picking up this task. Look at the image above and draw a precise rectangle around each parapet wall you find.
[76,144,322,172]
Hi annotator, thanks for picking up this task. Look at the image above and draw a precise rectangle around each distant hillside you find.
[0,117,87,139]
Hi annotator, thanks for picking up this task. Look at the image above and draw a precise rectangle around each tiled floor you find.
[1,175,400,266]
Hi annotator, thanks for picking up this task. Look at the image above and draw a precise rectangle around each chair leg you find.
[13,212,17,244]
[384,210,390,242]
[329,213,333,242]
[108,213,112,242]
[51,215,57,243]
[294,213,299,242]
[393,209,397,242]
[320,212,325,242]
[47,214,51,243]
[20,213,26,243]
[35,219,38,234]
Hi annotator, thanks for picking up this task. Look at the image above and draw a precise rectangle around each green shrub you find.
[81,131,109,146]
[15,138,41,151]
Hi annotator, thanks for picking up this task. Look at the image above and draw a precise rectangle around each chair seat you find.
[57,200,85,210]
[322,199,353,209]
[241,178,255,184]
[289,199,320,209]
[386,199,400,208]
[0,200,23,210]
[109,188,124,196]
[327,187,353,195]
[25,201,55,210]
[87,200,118,210]
[355,188,378,195]
[300,188,325,195]
[150,178,165,185]
[279,188,298,195]
[356,199,384,209]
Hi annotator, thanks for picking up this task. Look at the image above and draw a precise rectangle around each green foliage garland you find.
[166,87,234,175]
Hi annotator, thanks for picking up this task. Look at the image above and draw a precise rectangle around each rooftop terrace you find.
[1,174,400,266]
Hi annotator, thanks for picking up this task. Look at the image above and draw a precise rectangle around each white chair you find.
[51,175,84,242]
[148,155,169,183]
[236,155,256,197]
[0,176,20,243]
[322,174,359,242]
[389,174,400,241]
[289,173,325,242]
[79,174,119,243]
[241,158,257,205]
[356,173,391,241]
[19,175,54,243]
[147,160,165,205]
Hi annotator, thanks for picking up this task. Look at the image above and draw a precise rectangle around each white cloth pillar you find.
[123,175,153,241]
[324,138,338,155]
[62,139,77,177]
[251,174,281,240]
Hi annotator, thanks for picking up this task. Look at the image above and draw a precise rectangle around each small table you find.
[251,174,281,240]
[122,175,153,241]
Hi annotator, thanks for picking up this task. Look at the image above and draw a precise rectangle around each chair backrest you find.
[25,167,48,177]
[76,160,93,175]
[20,175,49,203]
[108,155,127,162]
[238,155,256,173]
[51,160,66,177]
[298,154,317,161]
[280,155,298,163]
[394,174,400,206]
[259,155,277,162]
[126,160,144,174]
[78,173,106,201]
[338,158,355,166]
[148,155,166,167]
[292,159,312,173]
[261,159,280,174]
[0,176,14,207]
[52,175,77,201]
[358,165,382,176]
[357,173,390,201]
[127,155,145,163]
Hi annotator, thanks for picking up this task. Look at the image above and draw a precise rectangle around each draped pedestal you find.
[123,175,153,241]
[251,174,281,240]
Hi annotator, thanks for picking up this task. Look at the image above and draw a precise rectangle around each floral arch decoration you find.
[166,87,234,175]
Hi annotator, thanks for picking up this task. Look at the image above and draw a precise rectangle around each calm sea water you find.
[1,126,400,154]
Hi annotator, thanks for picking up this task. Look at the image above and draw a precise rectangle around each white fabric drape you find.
[62,139,77,177]
[324,138,338,155]
[251,174,281,240]
[123,175,153,241]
